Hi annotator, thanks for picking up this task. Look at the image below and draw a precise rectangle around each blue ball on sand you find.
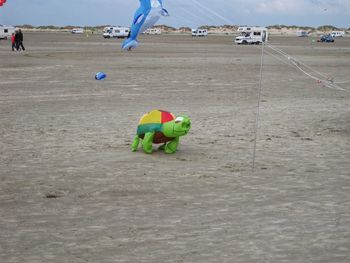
[95,72,106,80]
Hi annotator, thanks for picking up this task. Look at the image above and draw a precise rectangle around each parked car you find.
[319,34,334,43]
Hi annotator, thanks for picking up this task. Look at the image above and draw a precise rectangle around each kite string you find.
[267,44,328,79]
[166,0,217,26]
[174,0,233,26]
[188,0,233,25]
[252,41,347,173]
[265,44,349,91]
[252,42,265,172]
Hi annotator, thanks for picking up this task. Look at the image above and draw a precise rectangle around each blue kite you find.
[122,0,169,50]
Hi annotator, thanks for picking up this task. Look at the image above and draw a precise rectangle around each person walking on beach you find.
[14,30,19,50]
[17,29,25,51]
[11,32,15,51]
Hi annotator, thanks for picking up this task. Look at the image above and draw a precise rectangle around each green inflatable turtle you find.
[131,109,191,154]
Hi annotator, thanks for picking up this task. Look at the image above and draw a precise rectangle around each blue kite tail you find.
[122,38,139,51]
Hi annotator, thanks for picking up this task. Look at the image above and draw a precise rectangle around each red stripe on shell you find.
[161,111,175,123]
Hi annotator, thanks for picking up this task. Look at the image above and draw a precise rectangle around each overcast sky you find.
[0,0,349,28]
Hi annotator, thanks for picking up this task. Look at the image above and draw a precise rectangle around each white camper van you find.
[144,28,161,35]
[192,28,208,37]
[103,26,130,39]
[0,25,16,40]
[103,26,114,33]
[331,31,345,38]
[296,30,308,37]
[235,26,268,45]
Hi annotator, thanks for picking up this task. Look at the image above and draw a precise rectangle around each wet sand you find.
[0,32,349,262]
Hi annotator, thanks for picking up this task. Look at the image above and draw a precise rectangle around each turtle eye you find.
[175,117,184,123]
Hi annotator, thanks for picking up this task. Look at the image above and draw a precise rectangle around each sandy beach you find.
[0,32,349,262]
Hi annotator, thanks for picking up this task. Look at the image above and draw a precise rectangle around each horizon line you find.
[6,24,350,30]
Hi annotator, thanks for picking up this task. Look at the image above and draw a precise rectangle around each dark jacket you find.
[14,32,20,42]
[18,31,23,42]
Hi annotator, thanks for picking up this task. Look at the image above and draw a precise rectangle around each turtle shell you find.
[136,110,175,141]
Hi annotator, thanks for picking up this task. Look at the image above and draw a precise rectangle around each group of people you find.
[11,29,25,51]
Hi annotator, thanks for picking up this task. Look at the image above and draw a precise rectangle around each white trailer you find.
[103,26,130,39]
[0,25,16,40]
[235,26,268,45]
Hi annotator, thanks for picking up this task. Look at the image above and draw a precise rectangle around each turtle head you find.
[163,115,191,137]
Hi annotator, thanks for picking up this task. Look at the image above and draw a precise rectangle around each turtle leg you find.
[165,137,179,154]
[142,132,155,154]
[158,143,166,151]
[131,135,140,152]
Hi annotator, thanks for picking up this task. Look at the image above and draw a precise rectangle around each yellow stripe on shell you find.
[138,110,162,125]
